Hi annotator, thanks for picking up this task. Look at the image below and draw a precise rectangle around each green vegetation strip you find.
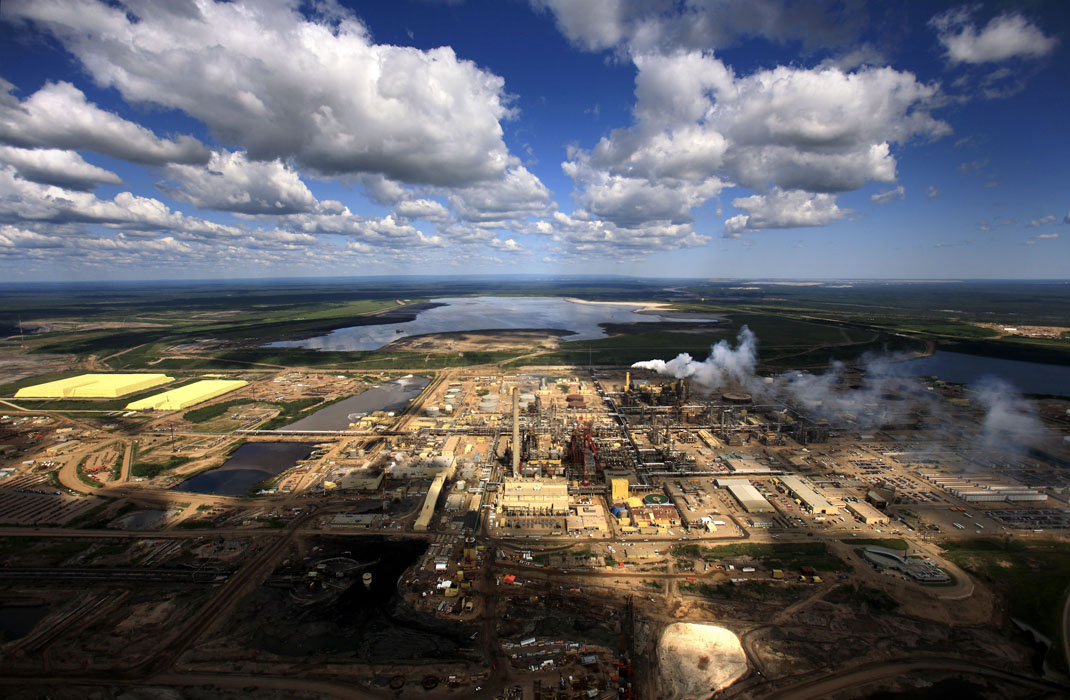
[131,455,192,479]
[672,541,847,571]
[942,538,1070,672]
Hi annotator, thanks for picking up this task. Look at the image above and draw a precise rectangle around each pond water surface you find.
[174,442,317,496]
[277,376,429,431]
[897,351,1070,396]
[269,296,715,351]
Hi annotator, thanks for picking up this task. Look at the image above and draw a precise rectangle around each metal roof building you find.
[715,478,773,513]
[779,475,837,515]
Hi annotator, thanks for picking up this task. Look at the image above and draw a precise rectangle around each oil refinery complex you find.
[1,362,1068,700]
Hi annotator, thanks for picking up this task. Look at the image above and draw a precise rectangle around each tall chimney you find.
[512,386,520,477]
[624,371,630,393]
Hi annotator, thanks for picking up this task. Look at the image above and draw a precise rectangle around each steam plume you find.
[631,326,758,390]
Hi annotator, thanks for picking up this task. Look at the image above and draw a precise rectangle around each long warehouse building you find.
[16,373,173,398]
[414,470,448,531]
[126,379,248,411]
[779,475,837,514]
[716,478,774,513]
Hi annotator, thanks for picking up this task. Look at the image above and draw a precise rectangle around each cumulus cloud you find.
[871,185,905,205]
[394,198,452,224]
[0,145,122,190]
[0,79,209,165]
[7,0,520,188]
[926,185,941,199]
[533,0,868,53]
[724,188,848,236]
[536,210,709,256]
[932,9,1058,64]
[1033,232,1059,240]
[1029,215,1056,227]
[448,165,554,225]
[559,50,945,243]
[157,150,318,215]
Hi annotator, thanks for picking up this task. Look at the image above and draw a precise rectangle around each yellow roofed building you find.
[16,373,173,398]
[126,380,248,411]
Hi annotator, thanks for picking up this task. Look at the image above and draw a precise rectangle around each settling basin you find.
[898,350,1070,396]
[277,375,430,431]
[175,442,317,496]
[0,604,50,641]
[269,296,716,351]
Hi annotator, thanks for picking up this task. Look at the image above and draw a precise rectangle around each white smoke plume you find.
[972,375,1048,453]
[633,328,1057,456]
[632,326,759,390]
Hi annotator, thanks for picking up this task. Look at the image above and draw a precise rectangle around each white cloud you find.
[0,224,65,250]
[0,145,122,190]
[1033,232,1059,240]
[539,210,709,256]
[871,185,905,205]
[561,51,945,241]
[0,79,209,165]
[533,0,867,53]
[8,0,519,187]
[394,198,452,224]
[0,166,253,242]
[926,185,941,199]
[488,237,524,252]
[157,150,318,215]
[447,165,554,225]
[1029,215,1056,227]
[931,10,1058,64]
[724,188,848,236]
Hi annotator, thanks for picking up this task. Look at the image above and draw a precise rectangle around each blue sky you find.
[0,0,1067,281]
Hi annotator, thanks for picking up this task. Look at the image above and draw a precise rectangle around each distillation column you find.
[512,386,520,477]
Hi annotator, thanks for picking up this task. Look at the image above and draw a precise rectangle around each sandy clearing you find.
[658,622,748,700]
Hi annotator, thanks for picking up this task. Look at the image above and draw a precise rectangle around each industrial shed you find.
[126,379,248,411]
[846,501,889,525]
[16,373,173,398]
[778,475,837,515]
[716,478,773,513]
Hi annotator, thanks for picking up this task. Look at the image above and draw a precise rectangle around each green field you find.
[672,541,847,571]
[942,538,1070,671]
[2,278,1067,373]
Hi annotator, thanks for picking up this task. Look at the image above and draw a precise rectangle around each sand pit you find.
[658,623,747,700]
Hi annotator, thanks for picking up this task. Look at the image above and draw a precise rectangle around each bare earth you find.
[658,622,748,700]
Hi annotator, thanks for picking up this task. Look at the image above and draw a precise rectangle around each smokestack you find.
[625,371,630,393]
[512,386,520,477]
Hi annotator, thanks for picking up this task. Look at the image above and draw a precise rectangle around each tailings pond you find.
[237,536,474,661]
[0,604,50,641]
[174,442,317,496]
[269,296,715,351]
[277,375,429,431]
[899,351,1070,396]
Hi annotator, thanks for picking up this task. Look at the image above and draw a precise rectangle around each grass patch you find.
[182,398,259,423]
[825,584,900,612]
[131,455,192,479]
[942,538,1070,671]
[672,541,847,572]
